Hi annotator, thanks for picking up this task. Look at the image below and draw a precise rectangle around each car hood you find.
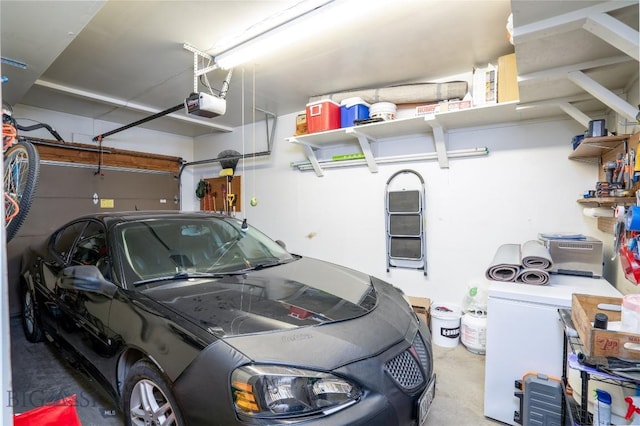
[141,257,378,337]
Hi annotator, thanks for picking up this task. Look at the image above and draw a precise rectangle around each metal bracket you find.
[183,42,219,93]
[345,128,378,173]
[423,116,449,169]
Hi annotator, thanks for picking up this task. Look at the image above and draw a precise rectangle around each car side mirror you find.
[276,240,286,250]
[60,265,117,298]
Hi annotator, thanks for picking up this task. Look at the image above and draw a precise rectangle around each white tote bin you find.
[430,303,461,348]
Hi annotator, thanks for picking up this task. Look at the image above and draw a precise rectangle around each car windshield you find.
[116,216,295,284]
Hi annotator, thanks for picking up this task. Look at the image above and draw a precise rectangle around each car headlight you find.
[231,365,360,418]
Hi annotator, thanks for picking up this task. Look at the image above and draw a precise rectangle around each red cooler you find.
[306,100,340,133]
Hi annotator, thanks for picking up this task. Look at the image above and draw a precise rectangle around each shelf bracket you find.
[557,102,593,128]
[423,117,449,169]
[288,136,324,177]
[346,128,378,173]
[568,70,640,123]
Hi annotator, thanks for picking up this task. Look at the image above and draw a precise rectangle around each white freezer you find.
[483,275,621,425]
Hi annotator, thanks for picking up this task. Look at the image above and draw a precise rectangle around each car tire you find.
[123,359,184,426]
[21,283,43,343]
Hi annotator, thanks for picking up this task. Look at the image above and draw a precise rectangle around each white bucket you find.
[461,310,487,354]
[369,102,397,121]
[430,303,461,348]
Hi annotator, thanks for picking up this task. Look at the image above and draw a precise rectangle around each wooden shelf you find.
[577,196,635,207]
[568,134,631,161]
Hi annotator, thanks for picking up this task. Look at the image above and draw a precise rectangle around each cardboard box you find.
[407,296,431,327]
[472,64,498,106]
[571,293,640,360]
[498,53,519,103]
[415,103,444,116]
[294,113,308,136]
[446,99,472,111]
[415,100,472,117]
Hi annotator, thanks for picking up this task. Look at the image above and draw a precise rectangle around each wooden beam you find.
[557,102,593,128]
[27,137,182,174]
[517,55,632,82]
[513,1,634,44]
[583,13,640,61]
[568,71,640,122]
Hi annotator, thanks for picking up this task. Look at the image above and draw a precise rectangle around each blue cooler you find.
[340,97,370,128]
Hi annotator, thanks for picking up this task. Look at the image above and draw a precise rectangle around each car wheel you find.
[123,359,184,426]
[21,283,43,343]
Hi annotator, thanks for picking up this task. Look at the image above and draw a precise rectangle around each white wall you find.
[12,104,196,204]
[16,102,631,304]
[192,111,605,305]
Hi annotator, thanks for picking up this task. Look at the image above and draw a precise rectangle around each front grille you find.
[385,349,424,390]
[412,334,429,369]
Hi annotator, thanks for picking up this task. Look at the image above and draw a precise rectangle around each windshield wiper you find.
[251,259,286,270]
[133,259,293,286]
[233,258,292,274]
[133,271,227,286]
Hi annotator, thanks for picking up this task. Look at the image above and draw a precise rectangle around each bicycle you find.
[2,103,62,242]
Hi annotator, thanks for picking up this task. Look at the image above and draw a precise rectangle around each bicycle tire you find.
[4,140,39,242]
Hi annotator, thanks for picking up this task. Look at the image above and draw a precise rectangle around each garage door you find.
[6,139,182,315]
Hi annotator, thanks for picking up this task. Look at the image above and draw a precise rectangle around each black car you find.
[20,211,435,425]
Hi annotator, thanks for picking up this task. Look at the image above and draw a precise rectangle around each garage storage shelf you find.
[287,101,520,176]
[568,134,632,163]
[570,133,637,234]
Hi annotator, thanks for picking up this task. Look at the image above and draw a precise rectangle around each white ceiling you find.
[1,0,637,140]
[1,0,515,138]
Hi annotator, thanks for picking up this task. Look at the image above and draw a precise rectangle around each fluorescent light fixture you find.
[211,0,334,54]
[213,0,375,70]
[291,148,489,172]
[1,56,27,70]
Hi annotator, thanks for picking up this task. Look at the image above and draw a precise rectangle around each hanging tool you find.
[604,160,617,183]
[634,147,640,182]
[613,207,626,260]
[219,168,235,215]
[196,179,206,210]
[207,182,216,211]
[206,181,213,211]
[615,153,625,184]
[628,149,635,189]
[221,184,227,215]
[217,150,241,216]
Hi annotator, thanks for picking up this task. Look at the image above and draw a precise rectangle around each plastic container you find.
[340,97,370,128]
[621,294,640,333]
[461,310,487,354]
[430,303,461,348]
[593,389,612,426]
[369,102,397,121]
[306,100,341,133]
[568,367,632,424]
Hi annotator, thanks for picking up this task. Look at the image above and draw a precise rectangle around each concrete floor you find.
[426,343,499,425]
[9,315,499,425]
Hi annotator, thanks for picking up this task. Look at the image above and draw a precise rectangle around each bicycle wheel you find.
[4,140,39,242]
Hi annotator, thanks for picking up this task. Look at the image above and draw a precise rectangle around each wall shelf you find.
[568,134,631,162]
[576,196,635,207]
[287,102,519,176]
